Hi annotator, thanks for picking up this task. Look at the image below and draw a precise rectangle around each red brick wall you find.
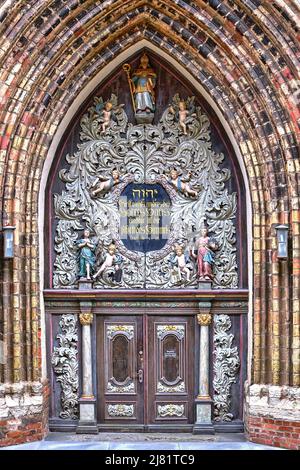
[0,384,49,448]
[246,416,300,450]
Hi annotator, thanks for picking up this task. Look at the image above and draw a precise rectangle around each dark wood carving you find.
[45,50,247,290]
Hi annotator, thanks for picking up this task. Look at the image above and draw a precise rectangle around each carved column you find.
[193,301,214,434]
[76,302,98,434]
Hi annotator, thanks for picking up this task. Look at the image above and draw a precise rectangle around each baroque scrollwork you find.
[157,324,185,340]
[157,404,185,417]
[51,314,79,419]
[107,325,134,339]
[213,315,240,422]
[107,381,135,393]
[157,381,186,393]
[107,404,134,417]
[53,92,238,289]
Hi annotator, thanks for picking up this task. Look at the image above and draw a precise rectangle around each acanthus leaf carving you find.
[157,404,185,417]
[213,314,240,422]
[51,314,79,420]
[53,93,238,290]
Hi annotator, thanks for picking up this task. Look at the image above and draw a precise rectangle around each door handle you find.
[138,369,144,383]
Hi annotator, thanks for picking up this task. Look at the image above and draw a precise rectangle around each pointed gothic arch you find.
[0,0,298,447]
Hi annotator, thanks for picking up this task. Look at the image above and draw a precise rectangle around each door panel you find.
[147,316,194,424]
[97,316,144,423]
[97,315,194,426]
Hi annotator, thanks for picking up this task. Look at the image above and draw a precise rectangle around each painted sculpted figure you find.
[169,98,196,135]
[169,244,192,283]
[93,243,123,283]
[100,101,113,133]
[91,169,121,197]
[132,53,156,114]
[192,227,217,281]
[77,229,96,280]
[164,168,198,198]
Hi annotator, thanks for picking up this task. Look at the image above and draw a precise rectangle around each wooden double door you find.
[97,315,195,430]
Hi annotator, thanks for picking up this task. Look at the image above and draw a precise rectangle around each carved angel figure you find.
[95,95,124,134]
[91,168,122,197]
[169,244,193,283]
[169,96,196,135]
[93,243,123,283]
[101,101,113,133]
[163,168,199,198]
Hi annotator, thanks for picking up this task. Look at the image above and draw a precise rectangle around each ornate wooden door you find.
[97,315,194,428]
[97,316,144,425]
[147,316,194,427]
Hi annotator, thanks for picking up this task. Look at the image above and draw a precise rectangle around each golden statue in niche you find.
[123,52,157,123]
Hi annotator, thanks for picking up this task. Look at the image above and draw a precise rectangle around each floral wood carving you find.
[213,314,240,422]
[53,93,237,289]
[51,314,79,419]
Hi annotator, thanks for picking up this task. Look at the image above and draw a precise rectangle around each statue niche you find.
[52,54,238,290]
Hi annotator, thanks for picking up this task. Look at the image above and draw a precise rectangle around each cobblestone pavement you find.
[1,433,282,450]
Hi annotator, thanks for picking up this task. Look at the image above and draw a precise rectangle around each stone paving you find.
[1,432,282,450]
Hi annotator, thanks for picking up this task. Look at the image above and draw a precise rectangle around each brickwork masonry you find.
[245,383,300,450]
[0,381,49,447]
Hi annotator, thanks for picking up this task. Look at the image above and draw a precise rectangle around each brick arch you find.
[0,0,299,447]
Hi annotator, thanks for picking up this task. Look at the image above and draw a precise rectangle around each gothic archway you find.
[44,46,249,432]
[0,1,298,448]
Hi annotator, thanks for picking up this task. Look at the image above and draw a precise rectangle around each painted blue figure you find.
[77,229,96,280]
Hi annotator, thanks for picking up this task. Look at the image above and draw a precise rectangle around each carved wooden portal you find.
[97,315,194,426]
[45,51,248,432]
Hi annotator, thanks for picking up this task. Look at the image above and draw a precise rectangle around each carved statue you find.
[164,168,199,198]
[169,96,197,135]
[91,168,122,197]
[132,53,156,114]
[99,101,113,133]
[123,53,156,121]
[76,229,96,280]
[169,100,196,135]
[93,243,123,282]
[95,96,124,134]
[192,227,218,281]
[169,244,193,283]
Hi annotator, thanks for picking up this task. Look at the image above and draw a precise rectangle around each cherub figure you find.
[100,101,113,133]
[76,229,96,280]
[164,168,199,199]
[94,94,124,134]
[169,244,192,283]
[191,227,218,281]
[91,168,121,197]
[93,243,123,282]
[169,97,196,135]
